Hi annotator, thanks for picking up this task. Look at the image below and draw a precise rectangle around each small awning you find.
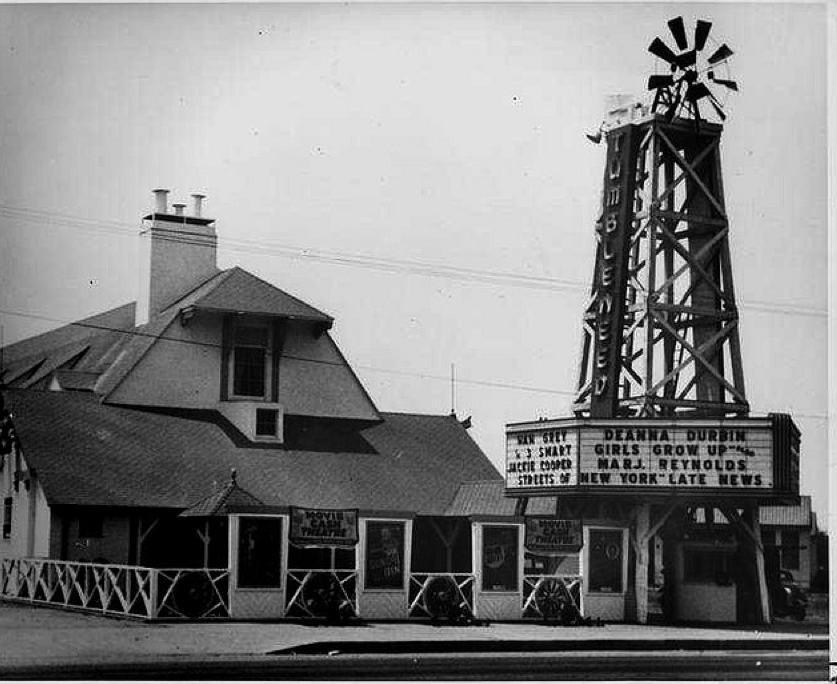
[179,469,264,518]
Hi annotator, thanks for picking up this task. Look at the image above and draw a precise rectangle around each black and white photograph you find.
[0,2,829,680]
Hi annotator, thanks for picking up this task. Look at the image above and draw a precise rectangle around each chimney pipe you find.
[191,193,206,218]
[153,189,170,215]
[172,202,186,217]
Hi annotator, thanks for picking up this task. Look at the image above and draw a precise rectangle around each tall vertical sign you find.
[589,125,641,417]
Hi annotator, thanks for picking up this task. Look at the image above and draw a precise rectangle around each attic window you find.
[255,409,279,437]
[231,325,271,399]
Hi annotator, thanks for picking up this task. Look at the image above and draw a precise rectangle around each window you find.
[588,528,624,593]
[482,526,519,592]
[232,325,270,398]
[782,530,800,570]
[238,517,283,588]
[2,497,11,539]
[524,553,580,576]
[78,512,103,538]
[255,409,279,437]
[288,544,356,571]
[683,548,733,585]
[365,521,405,590]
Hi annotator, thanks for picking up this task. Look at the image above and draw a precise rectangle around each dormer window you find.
[231,323,272,399]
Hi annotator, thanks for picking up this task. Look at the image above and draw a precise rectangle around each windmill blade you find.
[668,16,688,50]
[649,37,679,65]
[686,82,712,102]
[708,73,739,91]
[708,43,734,64]
[694,20,712,51]
[648,74,674,90]
[675,49,697,68]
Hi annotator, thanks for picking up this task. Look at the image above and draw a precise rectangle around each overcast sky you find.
[0,2,828,527]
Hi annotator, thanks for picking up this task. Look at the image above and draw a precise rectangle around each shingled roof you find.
[179,470,265,517]
[760,496,813,528]
[5,389,500,515]
[1,266,334,397]
[187,267,333,325]
[1,304,136,388]
[446,480,555,517]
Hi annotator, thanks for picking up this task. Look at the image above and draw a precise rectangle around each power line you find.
[0,306,577,398]
[0,203,827,318]
[0,306,827,420]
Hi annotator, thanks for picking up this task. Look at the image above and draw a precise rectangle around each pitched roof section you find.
[1,267,334,396]
[6,390,500,515]
[1,304,137,388]
[188,267,333,326]
[1,304,136,367]
[94,309,180,398]
[760,496,813,528]
[446,480,555,517]
[180,470,265,517]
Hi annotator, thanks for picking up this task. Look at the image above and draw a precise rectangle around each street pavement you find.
[0,599,829,679]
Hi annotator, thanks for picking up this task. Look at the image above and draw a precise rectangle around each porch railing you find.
[522,574,583,621]
[0,558,229,620]
[408,572,475,619]
[284,569,358,619]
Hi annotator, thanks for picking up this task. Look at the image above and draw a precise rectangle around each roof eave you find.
[186,304,334,330]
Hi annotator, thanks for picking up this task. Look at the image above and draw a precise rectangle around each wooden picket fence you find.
[0,557,229,620]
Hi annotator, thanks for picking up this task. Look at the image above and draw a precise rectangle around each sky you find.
[0,2,829,528]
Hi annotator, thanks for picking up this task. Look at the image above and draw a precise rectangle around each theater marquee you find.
[505,415,799,497]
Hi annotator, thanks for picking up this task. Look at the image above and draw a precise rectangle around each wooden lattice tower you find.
[573,114,748,420]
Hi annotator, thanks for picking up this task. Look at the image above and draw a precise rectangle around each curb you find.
[270,637,829,655]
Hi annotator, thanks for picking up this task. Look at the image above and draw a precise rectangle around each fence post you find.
[150,569,159,619]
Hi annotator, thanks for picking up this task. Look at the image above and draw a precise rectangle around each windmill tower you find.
[573,17,744,420]
[507,18,799,626]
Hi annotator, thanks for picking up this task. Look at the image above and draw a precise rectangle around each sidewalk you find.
[0,600,828,666]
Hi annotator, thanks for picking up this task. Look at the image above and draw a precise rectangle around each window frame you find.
[364,520,407,591]
[237,516,284,590]
[585,526,627,594]
[229,321,273,400]
[480,524,520,593]
[255,408,280,438]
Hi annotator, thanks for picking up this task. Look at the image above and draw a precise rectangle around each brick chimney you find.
[135,189,219,327]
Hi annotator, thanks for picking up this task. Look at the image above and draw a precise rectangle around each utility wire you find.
[0,306,827,420]
[0,203,827,318]
[0,306,578,398]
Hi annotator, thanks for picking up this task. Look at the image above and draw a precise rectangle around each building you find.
[0,190,514,621]
[760,495,819,590]
[0,189,807,625]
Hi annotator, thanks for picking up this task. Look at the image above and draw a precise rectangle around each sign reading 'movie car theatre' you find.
[505,416,799,496]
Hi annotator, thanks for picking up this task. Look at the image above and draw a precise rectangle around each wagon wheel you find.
[303,573,343,619]
[172,571,216,618]
[535,578,571,623]
[424,576,459,619]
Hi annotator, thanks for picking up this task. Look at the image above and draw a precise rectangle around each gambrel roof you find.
[1,266,334,397]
